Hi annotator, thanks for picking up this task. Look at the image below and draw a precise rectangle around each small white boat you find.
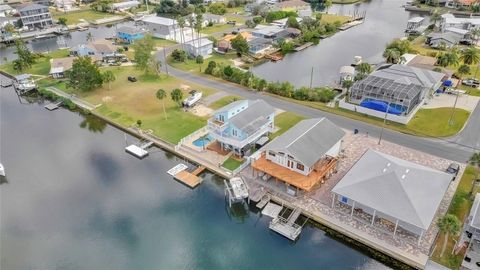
[183,90,202,107]
[0,163,5,176]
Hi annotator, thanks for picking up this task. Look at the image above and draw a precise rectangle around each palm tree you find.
[342,79,354,102]
[102,70,116,90]
[430,9,442,28]
[469,28,480,43]
[156,89,167,119]
[177,15,186,51]
[437,214,461,258]
[195,13,203,50]
[86,32,94,43]
[383,48,401,64]
[188,15,195,44]
[170,88,183,107]
[461,47,480,77]
[356,62,372,75]
[457,64,471,81]
[149,56,162,75]
[469,152,480,195]
[437,51,459,67]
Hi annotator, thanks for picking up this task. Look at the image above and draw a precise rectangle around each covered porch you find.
[332,193,426,245]
[251,153,338,194]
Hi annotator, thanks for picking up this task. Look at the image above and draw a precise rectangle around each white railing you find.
[177,126,208,149]
[210,126,272,149]
[207,119,228,133]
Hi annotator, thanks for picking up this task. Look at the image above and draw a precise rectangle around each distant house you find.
[142,15,178,40]
[218,32,252,53]
[252,117,344,195]
[70,40,117,58]
[53,0,74,11]
[439,13,480,32]
[271,17,302,28]
[18,3,53,29]
[184,38,213,57]
[248,37,272,55]
[111,0,139,11]
[252,25,285,39]
[332,149,452,244]
[461,193,480,270]
[446,0,476,9]
[405,16,427,35]
[117,26,145,44]
[49,57,74,78]
[203,13,226,24]
[426,32,462,48]
[347,64,444,116]
[0,4,14,17]
[70,44,96,56]
[402,53,452,78]
[207,99,275,156]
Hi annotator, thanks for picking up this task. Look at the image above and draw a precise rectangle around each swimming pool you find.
[360,99,406,115]
[193,134,213,147]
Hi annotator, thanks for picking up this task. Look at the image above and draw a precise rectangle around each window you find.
[232,129,237,136]
[277,152,284,156]
[296,163,304,171]
[341,196,348,203]
[268,151,276,157]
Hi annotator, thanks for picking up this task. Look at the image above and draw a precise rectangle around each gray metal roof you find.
[229,100,274,136]
[470,194,480,230]
[332,149,452,230]
[266,118,345,168]
[18,3,48,12]
[428,32,461,45]
[248,37,272,46]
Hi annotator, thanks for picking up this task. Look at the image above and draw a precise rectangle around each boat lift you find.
[224,177,250,207]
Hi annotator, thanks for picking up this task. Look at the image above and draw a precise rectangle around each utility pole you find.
[448,90,460,126]
[309,67,314,89]
[378,102,390,145]
[145,0,149,12]
[163,47,169,75]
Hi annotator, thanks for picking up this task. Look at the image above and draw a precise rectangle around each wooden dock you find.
[264,53,284,62]
[294,42,313,52]
[173,165,206,188]
[44,100,63,111]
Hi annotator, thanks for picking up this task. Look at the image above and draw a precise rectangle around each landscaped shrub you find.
[171,49,187,62]
[265,11,297,23]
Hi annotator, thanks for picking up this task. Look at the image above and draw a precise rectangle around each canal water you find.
[0,78,393,269]
[251,0,427,87]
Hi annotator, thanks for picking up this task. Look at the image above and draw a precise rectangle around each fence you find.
[338,99,421,124]
[175,126,208,151]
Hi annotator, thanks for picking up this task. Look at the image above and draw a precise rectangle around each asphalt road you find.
[160,60,478,163]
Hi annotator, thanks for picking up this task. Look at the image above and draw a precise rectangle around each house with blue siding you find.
[207,99,275,156]
[117,26,144,44]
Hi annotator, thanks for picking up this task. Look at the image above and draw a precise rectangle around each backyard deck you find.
[251,154,337,192]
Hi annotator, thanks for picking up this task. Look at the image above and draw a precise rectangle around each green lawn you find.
[0,49,69,76]
[432,166,479,269]
[225,14,246,24]
[201,24,233,35]
[319,13,352,24]
[168,52,237,73]
[208,95,243,110]
[332,0,362,3]
[51,9,115,25]
[271,111,306,139]
[457,84,480,97]
[54,66,216,144]
[152,38,177,48]
[406,107,470,137]
[222,156,244,171]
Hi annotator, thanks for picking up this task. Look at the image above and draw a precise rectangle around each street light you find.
[378,101,390,145]
[448,89,460,126]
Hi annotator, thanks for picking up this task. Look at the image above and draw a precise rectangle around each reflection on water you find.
[79,113,107,133]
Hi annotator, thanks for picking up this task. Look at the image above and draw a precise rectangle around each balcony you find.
[210,125,272,149]
[207,118,228,134]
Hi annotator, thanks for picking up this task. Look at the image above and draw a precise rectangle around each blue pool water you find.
[360,99,407,115]
[193,134,213,147]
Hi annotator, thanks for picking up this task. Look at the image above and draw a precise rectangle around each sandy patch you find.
[423,93,480,111]
[102,96,113,103]
[189,104,213,117]
[180,84,191,90]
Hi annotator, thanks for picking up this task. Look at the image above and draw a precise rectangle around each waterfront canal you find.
[251,0,424,87]
[0,79,393,269]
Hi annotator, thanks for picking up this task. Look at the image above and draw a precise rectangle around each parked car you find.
[128,76,137,82]
[227,20,236,25]
[446,162,460,180]
[462,78,480,88]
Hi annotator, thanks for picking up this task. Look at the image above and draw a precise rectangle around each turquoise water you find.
[0,81,390,270]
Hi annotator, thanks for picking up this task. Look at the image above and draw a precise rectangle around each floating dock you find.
[262,202,282,218]
[294,42,313,52]
[168,163,205,188]
[339,20,364,31]
[125,140,153,159]
[256,193,270,209]
[269,207,303,241]
[264,53,284,62]
[44,100,63,111]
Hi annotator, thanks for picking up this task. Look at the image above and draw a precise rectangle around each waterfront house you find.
[346,64,444,117]
[70,44,96,56]
[426,32,462,49]
[111,0,139,11]
[18,3,53,30]
[49,57,74,78]
[252,25,285,40]
[248,37,272,55]
[217,32,252,53]
[446,0,477,9]
[251,117,345,195]
[207,99,275,157]
[461,193,480,270]
[439,13,480,32]
[0,4,14,17]
[332,149,452,244]
[53,0,74,11]
[184,38,213,57]
[117,26,145,44]
[141,15,178,40]
[70,40,117,59]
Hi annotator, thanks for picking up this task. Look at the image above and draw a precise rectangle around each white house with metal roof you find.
[207,99,275,156]
[184,38,213,57]
[332,149,452,243]
[142,15,179,40]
